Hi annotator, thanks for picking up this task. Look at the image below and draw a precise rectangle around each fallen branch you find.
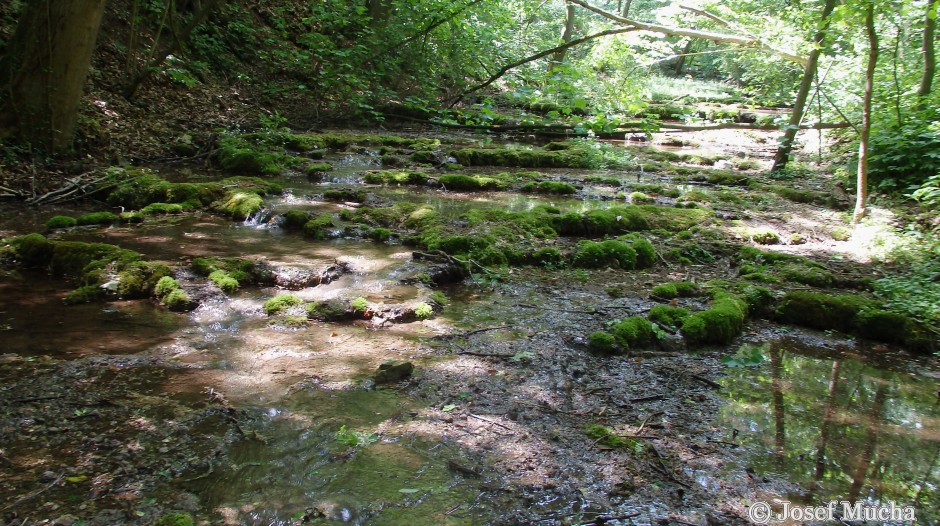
[468,413,515,432]
[0,474,63,512]
[690,374,722,390]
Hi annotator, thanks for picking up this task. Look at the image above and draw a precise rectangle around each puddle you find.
[717,337,940,522]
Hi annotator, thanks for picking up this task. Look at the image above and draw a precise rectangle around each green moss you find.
[620,234,656,268]
[707,171,749,186]
[369,227,392,242]
[217,137,284,175]
[831,227,852,241]
[350,297,370,313]
[584,424,646,453]
[117,261,172,299]
[681,293,748,345]
[306,299,352,321]
[155,512,194,526]
[363,170,429,185]
[76,212,117,226]
[520,181,577,195]
[140,202,184,215]
[776,291,875,332]
[323,188,367,202]
[414,302,433,318]
[572,240,637,269]
[209,270,239,294]
[8,233,55,267]
[855,309,911,344]
[214,191,263,220]
[263,294,303,315]
[190,257,268,284]
[588,331,616,353]
[439,173,508,191]
[611,316,655,349]
[119,211,145,223]
[651,281,700,299]
[305,162,334,175]
[63,285,103,305]
[303,214,336,239]
[280,210,309,231]
[778,263,834,287]
[46,216,77,229]
[154,276,180,299]
[164,289,193,311]
[648,305,690,330]
[629,191,655,204]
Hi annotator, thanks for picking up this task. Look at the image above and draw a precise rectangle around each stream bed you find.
[1,146,938,525]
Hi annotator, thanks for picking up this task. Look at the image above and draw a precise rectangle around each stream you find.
[1,146,938,525]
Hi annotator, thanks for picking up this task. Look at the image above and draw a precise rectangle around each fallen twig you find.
[0,475,63,512]
[468,413,514,432]
[690,374,722,390]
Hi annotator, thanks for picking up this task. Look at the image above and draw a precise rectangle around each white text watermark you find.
[747,500,917,524]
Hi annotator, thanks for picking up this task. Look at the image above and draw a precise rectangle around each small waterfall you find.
[243,208,272,228]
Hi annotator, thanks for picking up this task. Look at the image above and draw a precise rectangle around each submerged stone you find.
[373,361,414,384]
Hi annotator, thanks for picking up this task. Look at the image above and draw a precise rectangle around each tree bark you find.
[549,1,578,70]
[0,0,107,152]
[854,3,878,223]
[771,0,837,172]
[917,0,938,104]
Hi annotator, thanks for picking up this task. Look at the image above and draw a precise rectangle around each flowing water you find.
[1,151,939,524]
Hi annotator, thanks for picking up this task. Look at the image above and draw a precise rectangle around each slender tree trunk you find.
[621,0,633,18]
[549,1,577,70]
[917,0,938,105]
[0,0,107,152]
[771,0,837,171]
[854,3,878,223]
[769,345,786,463]
[847,382,887,501]
[813,360,841,482]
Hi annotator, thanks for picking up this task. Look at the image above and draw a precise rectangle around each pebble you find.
[39,470,58,482]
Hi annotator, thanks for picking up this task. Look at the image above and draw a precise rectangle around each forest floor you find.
[2,117,938,526]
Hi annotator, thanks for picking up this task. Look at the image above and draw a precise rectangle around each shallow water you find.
[717,337,940,523]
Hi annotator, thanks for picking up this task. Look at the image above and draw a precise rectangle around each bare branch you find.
[568,0,806,65]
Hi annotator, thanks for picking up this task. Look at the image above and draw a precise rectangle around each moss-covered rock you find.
[217,137,284,175]
[306,299,355,321]
[611,316,655,350]
[214,191,263,220]
[681,293,748,345]
[263,294,302,315]
[164,289,194,311]
[117,261,172,299]
[588,331,616,353]
[651,281,700,299]
[46,216,77,229]
[775,291,871,332]
[572,240,637,269]
[154,276,181,299]
[303,214,336,239]
[520,181,577,195]
[63,285,103,305]
[76,211,117,226]
[439,174,507,191]
[280,210,310,231]
[648,305,690,330]
[209,270,240,294]
[140,202,184,215]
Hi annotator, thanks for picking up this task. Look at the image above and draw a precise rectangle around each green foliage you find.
[350,297,369,313]
[46,216,77,229]
[868,119,940,192]
[155,513,195,526]
[721,345,765,368]
[414,302,433,319]
[911,173,940,207]
[263,294,302,315]
[335,425,378,447]
[584,424,646,453]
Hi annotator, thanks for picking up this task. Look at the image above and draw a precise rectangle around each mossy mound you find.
[7,234,140,277]
[263,294,303,315]
[46,216,77,229]
[76,211,117,226]
[281,210,310,231]
[572,240,637,269]
[680,292,748,345]
[550,205,710,236]
[520,181,577,195]
[651,281,700,299]
[217,136,287,175]
[588,331,616,353]
[140,202,184,215]
[323,188,367,202]
[775,291,924,348]
[190,257,271,285]
[63,285,103,305]
[116,261,172,299]
[736,247,835,288]
[303,214,337,239]
[439,174,508,191]
[154,276,181,299]
[164,289,194,311]
[209,270,240,294]
[306,299,362,321]
[648,305,690,330]
[104,170,226,210]
[154,513,195,526]
[363,170,429,186]
[611,316,655,350]
[214,191,263,220]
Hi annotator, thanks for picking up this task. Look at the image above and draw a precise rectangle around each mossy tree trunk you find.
[771,0,837,172]
[0,0,107,153]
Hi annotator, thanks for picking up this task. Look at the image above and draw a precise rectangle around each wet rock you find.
[373,361,414,384]
[269,262,348,290]
[39,470,58,482]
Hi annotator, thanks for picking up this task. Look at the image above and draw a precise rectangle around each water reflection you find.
[718,338,940,523]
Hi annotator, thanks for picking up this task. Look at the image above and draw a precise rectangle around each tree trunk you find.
[0,0,107,152]
[368,0,392,28]
[621,0,633,18]
[917,0,938,104]
[769,345,787,464]
[549,1,577,70]
[854,3,878,224]
[813,360,841,482]
[771,0,837,171]
[847,381,887,502]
